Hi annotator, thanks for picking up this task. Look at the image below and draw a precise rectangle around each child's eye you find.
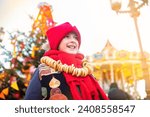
[74,36,78,40]
[65,35,69,38]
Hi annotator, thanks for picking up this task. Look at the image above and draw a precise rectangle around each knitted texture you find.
[46,22,81,50]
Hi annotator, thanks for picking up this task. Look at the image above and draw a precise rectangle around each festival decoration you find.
[0,2,56,99]
[32,2,56,35]
[0,92,5,99]
[11,82,19,91]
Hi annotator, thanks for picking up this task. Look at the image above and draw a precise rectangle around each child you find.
[24,22,109,100]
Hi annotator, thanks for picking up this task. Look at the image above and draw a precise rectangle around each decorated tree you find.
[0,2,56,99]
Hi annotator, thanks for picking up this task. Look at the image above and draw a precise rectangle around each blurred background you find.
[0,0,150,100]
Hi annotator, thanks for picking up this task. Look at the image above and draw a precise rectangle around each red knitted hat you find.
[46,22,81,50]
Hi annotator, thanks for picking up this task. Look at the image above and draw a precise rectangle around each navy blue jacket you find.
[24,69,73,100]
[108,83,133,100]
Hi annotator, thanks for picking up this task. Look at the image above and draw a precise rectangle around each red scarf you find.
[44,50,109,100]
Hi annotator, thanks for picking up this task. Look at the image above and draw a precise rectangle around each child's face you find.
[58,32,79,54]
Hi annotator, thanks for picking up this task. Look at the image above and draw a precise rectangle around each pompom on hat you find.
[46,22,81,50]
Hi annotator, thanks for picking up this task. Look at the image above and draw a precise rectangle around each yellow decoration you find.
[31,46,40,58]
[2,88,9,96]
[11,82,19,91]
[24,73,31,87]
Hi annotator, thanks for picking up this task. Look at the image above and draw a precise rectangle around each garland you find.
[40,56,93,77]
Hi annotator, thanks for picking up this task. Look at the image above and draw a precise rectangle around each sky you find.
[0,0,150,55]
